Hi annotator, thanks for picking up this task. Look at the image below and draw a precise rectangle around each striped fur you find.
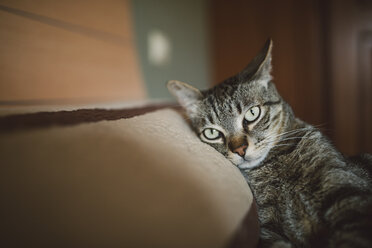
[168,40,372,247]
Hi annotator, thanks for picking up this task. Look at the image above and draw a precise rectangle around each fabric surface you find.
[0,108,258,248]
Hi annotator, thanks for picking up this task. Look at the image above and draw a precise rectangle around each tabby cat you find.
[167,40,372,247]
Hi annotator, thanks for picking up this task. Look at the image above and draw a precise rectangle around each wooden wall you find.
[328,0,372,154]
[0,0,145,104]
[210,0,327,127]
[210,0,372,155]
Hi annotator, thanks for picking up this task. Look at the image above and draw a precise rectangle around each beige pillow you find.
[0,109,256,248]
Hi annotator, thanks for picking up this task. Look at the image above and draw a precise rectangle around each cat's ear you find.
[167,80,202,109]
[242,39,273,81]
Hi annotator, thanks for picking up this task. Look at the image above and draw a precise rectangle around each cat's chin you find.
[237,156,265,169]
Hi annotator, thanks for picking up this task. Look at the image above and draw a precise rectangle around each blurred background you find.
[0,0,371,155]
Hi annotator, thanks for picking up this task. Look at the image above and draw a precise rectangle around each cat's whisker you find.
[265,132,312,143]
[262,130,311,144]
[269,127,314,139]
[258,135,317,148]
[271,144,292,148]
[265,128,315,141]
[258,143,293,151]
[278,136,317,142]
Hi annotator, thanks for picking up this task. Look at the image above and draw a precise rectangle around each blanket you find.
[0,107,259,248]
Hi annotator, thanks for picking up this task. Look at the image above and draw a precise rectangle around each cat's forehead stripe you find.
[236,103,242,114]
[227,103,233,112]
[206,114,214,124]
[205,95,218,119]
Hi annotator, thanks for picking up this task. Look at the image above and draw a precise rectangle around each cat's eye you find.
[203,128,221,140]
[244,106,261,123]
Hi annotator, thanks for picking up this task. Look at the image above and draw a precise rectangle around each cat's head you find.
[168,40,292,169]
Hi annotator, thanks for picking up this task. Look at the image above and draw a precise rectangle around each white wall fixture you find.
[147,29,172,67]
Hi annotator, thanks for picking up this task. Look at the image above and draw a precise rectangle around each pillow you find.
[0,109,258,248]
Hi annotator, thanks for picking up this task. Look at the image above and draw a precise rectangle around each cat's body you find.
[168,40,372,247]
[244,119,372,247]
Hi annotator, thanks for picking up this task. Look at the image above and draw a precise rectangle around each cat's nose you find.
[233,145,247,157]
